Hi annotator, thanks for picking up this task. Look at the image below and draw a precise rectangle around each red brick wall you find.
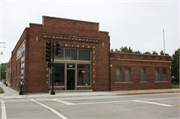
[11,16,110,93]
[11,28,29,92]
[110,53,172,90]
[11,16,172,93]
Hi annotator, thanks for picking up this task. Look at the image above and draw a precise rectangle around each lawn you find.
[172,84,180,89]
[0,86,4,93]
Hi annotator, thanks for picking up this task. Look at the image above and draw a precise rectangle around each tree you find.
[160,50,170,56]
[143,51,151,55]
[152,51,158,55]
[134,50,142,54]
[119,46,133,53]
[110,49,114,52]
[114,48,120,52]
[1,63,7,80]
[160,50,164,55]
[171,49,179,79]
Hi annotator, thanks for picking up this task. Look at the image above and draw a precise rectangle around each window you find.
[79,50,90,60]
[162,69,167,81]
[50,63,65,86]
[141,68,146,81]
[19,63,21,76]
[65,49,77,60]
[77,64,90,86]
[155,69,160,81]
[54,49,64,60]
[116,68,122,82]
[125,68,131,82]
[54,48,91,61]
[16,65,17,77]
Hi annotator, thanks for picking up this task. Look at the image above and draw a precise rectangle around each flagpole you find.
[163,29,165,56]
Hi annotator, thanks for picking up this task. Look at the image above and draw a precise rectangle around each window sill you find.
[49,86,65,87]
[140,81,148,83]
[154,81,169,83]
[77,86,91,87]
[115,82,132,83]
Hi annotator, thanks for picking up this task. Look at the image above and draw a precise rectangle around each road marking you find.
[75,100,133,105]
[1,101,7,119]
[73,97,179,105]
[30,99,68,119]
[133,100,173,107]
[51,99,74,105]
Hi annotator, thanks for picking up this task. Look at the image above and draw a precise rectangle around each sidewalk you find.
[0,82,179,99]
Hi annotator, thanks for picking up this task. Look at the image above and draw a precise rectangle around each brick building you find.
[10,16,171,93]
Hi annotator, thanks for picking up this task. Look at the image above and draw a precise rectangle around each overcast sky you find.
[0,0,179,63]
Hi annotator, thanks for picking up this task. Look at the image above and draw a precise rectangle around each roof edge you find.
[110,52,171,57]
[42,15,99,24]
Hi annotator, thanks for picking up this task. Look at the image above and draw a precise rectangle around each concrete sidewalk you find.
[0,82,179,99]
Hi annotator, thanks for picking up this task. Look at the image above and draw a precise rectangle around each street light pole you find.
[50,39,55,95]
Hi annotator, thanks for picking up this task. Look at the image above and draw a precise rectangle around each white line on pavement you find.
[133,100,173,107]
[30,99,68,119]
[51,99,74,105]
[74,97,179,105]
[1,101,7,119]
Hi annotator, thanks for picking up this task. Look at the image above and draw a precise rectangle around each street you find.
[0,93,180,119]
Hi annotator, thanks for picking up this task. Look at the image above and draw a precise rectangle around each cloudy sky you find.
[0,0,179,63]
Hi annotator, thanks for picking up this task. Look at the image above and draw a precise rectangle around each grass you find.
[0,87,4,93]
[172,84,180,89]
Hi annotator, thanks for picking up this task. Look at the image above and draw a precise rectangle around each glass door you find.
[67,69,75,90]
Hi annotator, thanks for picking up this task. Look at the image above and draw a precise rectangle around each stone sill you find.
[115,82,133,83]
[154,81,169,83]
[140,81,148,83]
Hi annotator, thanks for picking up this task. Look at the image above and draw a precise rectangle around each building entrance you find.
[67,69,75,90]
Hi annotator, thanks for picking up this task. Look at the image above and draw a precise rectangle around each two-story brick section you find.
[10,16,171,93]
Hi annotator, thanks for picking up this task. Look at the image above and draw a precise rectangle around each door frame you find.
[65,63,77,90]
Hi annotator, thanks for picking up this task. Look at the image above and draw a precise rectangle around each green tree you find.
[114,48,120,52]
[110,49,114,52]
[143,51,151,55]
[119,46,133,53]
[152,51,158,55]
[160,50,170,56]
[1,63,7,80]
[171,49,179,79]
[160,50,164,55]
[134,50,142,54]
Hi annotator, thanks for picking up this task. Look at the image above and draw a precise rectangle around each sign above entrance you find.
[67,64,75,68]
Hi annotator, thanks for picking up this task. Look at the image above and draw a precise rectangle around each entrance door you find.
[67,69,75,90]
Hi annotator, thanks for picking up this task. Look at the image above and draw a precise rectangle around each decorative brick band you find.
[110,58,171,63]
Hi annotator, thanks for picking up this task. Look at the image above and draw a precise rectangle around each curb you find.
[112,90,180,95]
[0,93,115,99]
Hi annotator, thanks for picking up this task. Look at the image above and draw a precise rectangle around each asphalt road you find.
[1,93,180,119]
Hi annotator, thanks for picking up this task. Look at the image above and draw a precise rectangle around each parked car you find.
[171,76,179,84]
